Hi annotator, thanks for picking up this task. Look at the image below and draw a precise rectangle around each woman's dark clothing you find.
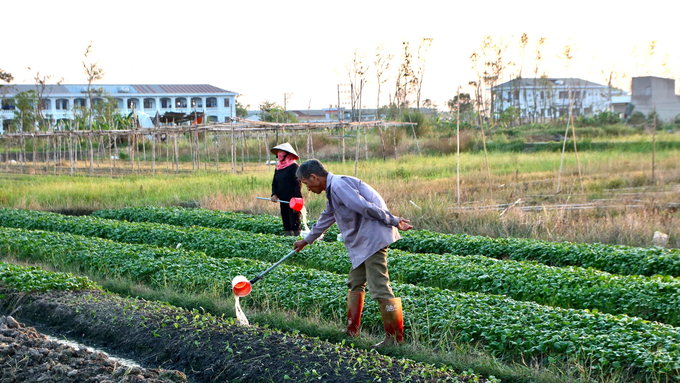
[272,163,302,232]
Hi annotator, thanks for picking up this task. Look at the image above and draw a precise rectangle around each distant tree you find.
[83,41,105,130]
[259,100,297,123]
[12,90,37,133]
[235,96,248,119]
[447,93,472,115]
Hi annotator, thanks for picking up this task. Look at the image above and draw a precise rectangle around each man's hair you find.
[296,159,328,179]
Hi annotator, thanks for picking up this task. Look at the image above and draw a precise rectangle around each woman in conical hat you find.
[270,143,302,236]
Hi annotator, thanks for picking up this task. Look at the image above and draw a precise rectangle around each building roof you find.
[0,84,236,96]
[492,78,607,90]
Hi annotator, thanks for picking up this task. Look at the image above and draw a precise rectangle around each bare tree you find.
[414,37,433,111]
[518,33,529,122]
[374,44,393,161]
[532,37,546,123]
[394,40,415,110]
[83,41,105,130]
[346,49,369,122]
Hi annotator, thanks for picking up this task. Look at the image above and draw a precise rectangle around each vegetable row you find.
[2,226,680,376]
[94,206,680,277]
[3,208,680,325]
[0,261,98,292]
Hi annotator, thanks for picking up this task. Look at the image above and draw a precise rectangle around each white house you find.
[491,78,624,120]
[0,84,238,131]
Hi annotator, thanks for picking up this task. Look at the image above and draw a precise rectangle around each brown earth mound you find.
[0,315,185,383]
[0,288,489,383]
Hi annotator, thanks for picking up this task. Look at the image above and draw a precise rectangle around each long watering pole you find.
[249,250,297,285]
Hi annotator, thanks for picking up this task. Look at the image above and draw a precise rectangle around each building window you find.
[74,98,87,107]
[114,98,123,109]
[39,99,51,110]
[143,98,154,109]
[176,98,187,108]
[224,98,230,108]
[572,91,581,99]
[161,98,172,109]
[558,91,569,99]
[55,99,69,110]
[206,97,217,108]
[128,98,139,109]
[191,97,202,108]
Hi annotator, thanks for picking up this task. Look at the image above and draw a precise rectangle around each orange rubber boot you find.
[346,290,365,337]
[372,298,404,348]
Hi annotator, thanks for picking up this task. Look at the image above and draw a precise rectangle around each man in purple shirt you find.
[293,159,413,348]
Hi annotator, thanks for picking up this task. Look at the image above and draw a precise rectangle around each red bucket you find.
[232,276,252,297]
[289,197,304,212]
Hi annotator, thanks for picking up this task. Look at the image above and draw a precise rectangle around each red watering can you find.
[256,197,304,212]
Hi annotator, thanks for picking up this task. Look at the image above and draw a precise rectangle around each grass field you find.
[1,141,678,248]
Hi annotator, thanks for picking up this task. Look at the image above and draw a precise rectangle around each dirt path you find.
[0,315,185,382]
[0,288,489,383]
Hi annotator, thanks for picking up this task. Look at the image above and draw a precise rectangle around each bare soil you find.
[0,288,488,383]
[0,315,185,383]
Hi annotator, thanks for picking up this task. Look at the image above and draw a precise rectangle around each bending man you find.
[292,159,413,348]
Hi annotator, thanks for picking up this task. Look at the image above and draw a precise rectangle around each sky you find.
[2,0,679,111]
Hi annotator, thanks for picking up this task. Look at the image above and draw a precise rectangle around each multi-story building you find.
[630,76,680,122]
[0,84,238,132]
[491,77,622,121]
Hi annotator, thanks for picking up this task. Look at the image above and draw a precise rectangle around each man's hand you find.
[397,218,413,231]
[293,239,308,252]
[271,195,279,202]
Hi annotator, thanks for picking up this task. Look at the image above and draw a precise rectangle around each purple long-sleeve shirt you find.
[303,173,401,269]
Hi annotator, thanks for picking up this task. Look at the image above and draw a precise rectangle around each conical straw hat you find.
[270,142,299,159]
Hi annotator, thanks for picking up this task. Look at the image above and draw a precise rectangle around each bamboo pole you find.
[477,111,492,197]
[354,80,363,178]
[113,133,118,173]
[456,88,461,207]
[652,105,657,184]
[166,134,169,173]
[173,132,179,174]
[265,130,271,171]
[557,88,573,194]
[108,133,112,178]
[241,130,245,172]
[214,133,219,172]
[231,126,235,172]
[32,134,36,175]
[88,133,94,176]
[570,106,583,192]
[151,134,156,174]
[393,126,398,159]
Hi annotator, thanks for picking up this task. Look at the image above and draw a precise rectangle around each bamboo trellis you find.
[0,120,415,177]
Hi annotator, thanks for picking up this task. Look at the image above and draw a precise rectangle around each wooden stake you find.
[456,88,461,207]
[652,105,657,184]
[477,111,492,197]
[151,134,156,174]
[557,88,573,194]
[88,133,94,176]
[570,107,583,192]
